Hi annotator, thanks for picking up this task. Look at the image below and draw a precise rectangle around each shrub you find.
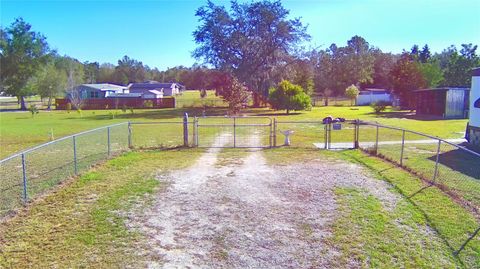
[345,84,360,106]
[28,104,39,118]
[371,101,389,114]
[143,100,153,108]
[269,80,311,114]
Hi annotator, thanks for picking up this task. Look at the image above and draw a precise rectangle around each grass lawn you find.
[0,148,203,268]
[1,148,478,267]
[263,148,479,268]
[0,105,467,159]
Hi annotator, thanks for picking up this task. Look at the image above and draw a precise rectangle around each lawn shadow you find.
[371,111,456,121]
[427,146,480,179]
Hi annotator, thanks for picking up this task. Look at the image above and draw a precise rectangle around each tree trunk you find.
[286,108,290,115]
[47,96,52,110]
[324,96,329,106]
[20,96,27,110]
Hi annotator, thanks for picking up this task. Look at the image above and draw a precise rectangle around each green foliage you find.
[34,62,68,109]
[221,77,250,115]
[28,104,39,118]
[66,102,72,113]
[143,100,153,108]
[193,0,309,102]
[438,44,480,87]
[418,61,444,88]
[345,84,360,106]
[0,18,50,110]
[269,80,312,114]
[389,53,426,107]
[370,101,389,114]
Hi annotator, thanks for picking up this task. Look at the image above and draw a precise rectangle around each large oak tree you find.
[192,0,309,106]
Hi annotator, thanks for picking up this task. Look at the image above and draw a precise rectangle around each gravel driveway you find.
[127,136,401,268]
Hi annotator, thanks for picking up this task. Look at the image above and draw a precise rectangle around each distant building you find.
[414,88,470,119]
[72,83,128,99]
[356,88,391,106]
[128,81,183,96]
[467,67,480,147]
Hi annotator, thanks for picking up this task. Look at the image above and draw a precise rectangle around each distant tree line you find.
[1,0,479,111]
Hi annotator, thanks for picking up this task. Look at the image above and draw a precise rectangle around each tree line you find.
[1,0,479,111]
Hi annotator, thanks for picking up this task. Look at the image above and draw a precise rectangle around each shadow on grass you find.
[370,111,458,121]
[428,147,480,180]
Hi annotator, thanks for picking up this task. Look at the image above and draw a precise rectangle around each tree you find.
[440,44,480,87]
[389,53,426,108]
[269,80,311,114]
[419,44,431,63]
[0,18,50,110]
[345,84,360,106]
[35,62,67,109]
[207,72,250,114]
[114,55,146,84]
[84,61,99,83]
[193,0,309,106]
[418,61,443,88]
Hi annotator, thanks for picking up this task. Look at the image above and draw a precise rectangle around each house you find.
[72,83,128,99]
[467,67,480,147]
[356,88,391,106]
[414,88,470,119]
[128,81,182,96]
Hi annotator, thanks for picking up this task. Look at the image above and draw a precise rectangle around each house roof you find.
[81,83,127,91]
[148,90,163,95]
[108,93,142,98]
[363,88,389,92]
[414,87,470,93]
[128,82,179,90]
[473,67,480,76]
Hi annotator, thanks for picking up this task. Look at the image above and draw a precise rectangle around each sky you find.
[1,0,479,70]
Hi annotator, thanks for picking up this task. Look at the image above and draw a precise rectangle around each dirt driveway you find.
[127,137,400,268]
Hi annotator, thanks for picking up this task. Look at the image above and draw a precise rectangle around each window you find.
[90,91,95,98]
[475,98,480,108]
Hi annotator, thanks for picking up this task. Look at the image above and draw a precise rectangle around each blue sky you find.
[1,0,479,70]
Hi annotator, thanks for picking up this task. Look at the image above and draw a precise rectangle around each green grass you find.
[0,105,467,159]
[261,148,479,268]
[335,150,480,268]
[0,148,203,268]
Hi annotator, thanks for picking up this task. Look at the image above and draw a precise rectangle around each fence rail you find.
[0,122,130,218]
[1,116,479,257]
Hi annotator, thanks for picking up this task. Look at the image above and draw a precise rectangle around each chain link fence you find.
[0,123,129,218]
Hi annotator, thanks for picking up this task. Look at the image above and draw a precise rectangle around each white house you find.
[356,88,392,106]
[128,81,182,97]
[467,67,480,147]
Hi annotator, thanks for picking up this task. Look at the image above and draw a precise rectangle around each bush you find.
[370,101,389,114]
[28,104,39,118]
[143,100,153,108]
[345,84,360,106]
[269,80,311,114]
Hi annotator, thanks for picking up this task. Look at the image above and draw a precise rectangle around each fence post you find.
[400,130,405,166]
[374,125,379,155]
[193,116,197,147]
[354,120,359,149]
[324,123,328,149]
[195,117,199,147]
[128,121,132,148]
[269,118,273,148]
[273,118,277,147]
[107,127,111,157]
[233,117,236,148]
[183,112,189,147]
[433,140,442,182]
[21,153,28,202]
[73,136,78,175]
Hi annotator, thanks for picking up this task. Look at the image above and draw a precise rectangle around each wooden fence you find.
[55,97,175,110]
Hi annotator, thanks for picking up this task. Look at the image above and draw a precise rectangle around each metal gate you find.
[194,116,272,148]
